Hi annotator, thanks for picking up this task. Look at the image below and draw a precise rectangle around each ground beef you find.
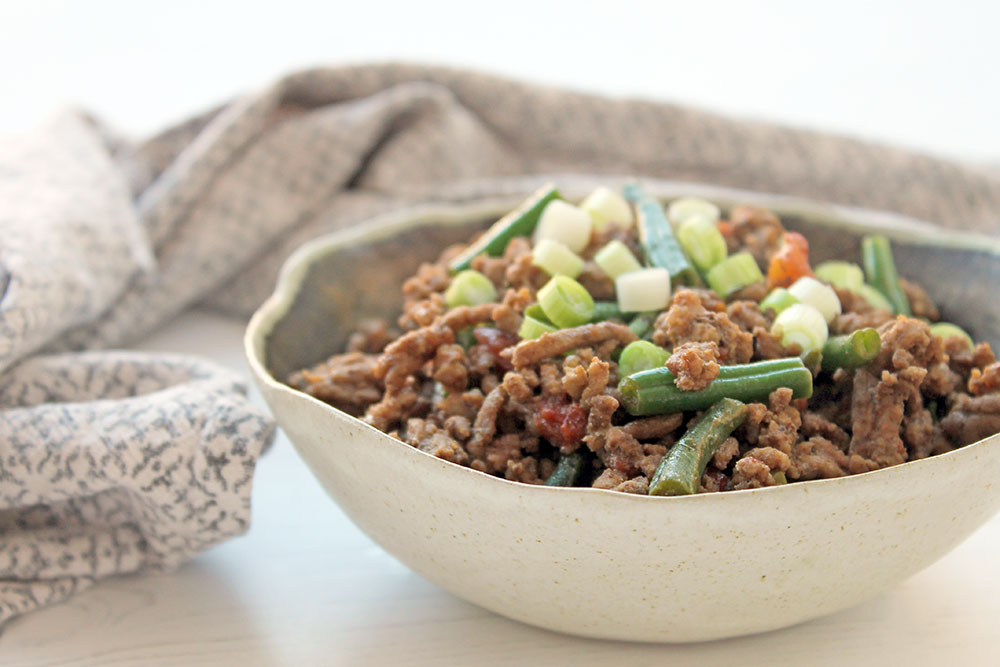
[467,385,507,460]
[800,411,850,450]
[508,322,637,368]
[731,456,778,490]
[620,414,684,440]
[849,367,919,468]
[728,205,785,265]
[433,344,469,394]
[374,323,454,392]
[582,393,619,453]
[404,418,469,465]
[600,427,645,475]
[744,446,791,472]
[899,278,940,322]
[969,363,1000,396]
[728,281,769,304]
[653,289,753,364]
[592,468,627,489]
[614,476,650,495]
[788,436,854,480]
[738,388,802,454]
[711,437,741,469]
[667,341,721,391]
[831,309,893,335]
[941,393,1000,446]
[727,301,771,333]
[576,262,617,300]
[345,319,398,353]
[287,351,383,416]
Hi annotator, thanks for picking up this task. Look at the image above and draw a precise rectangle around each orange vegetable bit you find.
[767,232,814,288]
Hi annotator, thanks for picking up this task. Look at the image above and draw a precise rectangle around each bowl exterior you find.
[246,188,1000,642]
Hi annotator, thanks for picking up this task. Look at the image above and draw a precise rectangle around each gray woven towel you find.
[2,63,999,627]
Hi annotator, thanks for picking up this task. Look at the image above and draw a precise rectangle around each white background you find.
[2,2,999,665]
[2,0,999,164]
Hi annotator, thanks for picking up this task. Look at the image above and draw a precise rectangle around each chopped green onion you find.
[444,270,497,307]
[591,301,629,322]
[667,197,721,226]
[537,275,595,328]
[580,186,634,231]
[627,312,657,339]
[533,200,593,254]
[855,284,893,312]
[814,261,864,290]
[787,276,842,324]
[618,341,671,378]
[524,303,553,324]
[929,322,974,351]
[861,235,911,315]
[772,303,829,351]
[706,252,764,298]
[676,217,728,273]
[616,267,672,313]
[519,314,558,340]
[532,239,584,278]
[821,328,881,370]
[456,327,478,349]
[759,287,800,316]
[594,240,643,279]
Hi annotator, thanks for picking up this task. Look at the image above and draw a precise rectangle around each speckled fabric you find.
[2,63,999,626]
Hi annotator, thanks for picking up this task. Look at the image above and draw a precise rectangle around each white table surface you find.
[3,2,1000,664]
[3,310,999,666]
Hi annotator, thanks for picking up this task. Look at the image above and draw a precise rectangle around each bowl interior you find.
[265,195,1000,381]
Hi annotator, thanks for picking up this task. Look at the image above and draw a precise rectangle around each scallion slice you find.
[787,276,842,324]
[667,197,721,226]
[532,239,584,278]
[706,252,764,298]
[533,200,593,254]
[676,216,728,273]
[537,275,595,328]
[759,287,800,316]
[856,284,893,312]
[929,322,974,351]
[772,303,829,351]
[618,341,671,378]
[615,267,672,313]
[519,314,558,340]
[580,186,634,231]
[814,261,864,290]
[444,270,497,307]
[594,240,642,279]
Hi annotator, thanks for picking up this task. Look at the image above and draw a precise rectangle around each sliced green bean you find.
[630,186,702,287]
[618,358,812,416]
[590,301,629,322]
[627,312,657,339]
[820,328,881,371]
[544,452,586,487]
[860,235,911,316]
[649,398,748,495]
[449,184,561,272]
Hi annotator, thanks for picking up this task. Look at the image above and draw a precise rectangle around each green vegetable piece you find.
[706,252,764,298]
[538,275,595,328]
[627,312,657,339]
[855,284,893,312]
[618,358,813,416]
[590,301,629,322]
[518,312,558,339]
[444,270,498,307]
[676,216,728,273]
[820,328,881,371]
[759,287,800,316]
[861,235,912,316]
[633,189,702,287]
[448,184,561,272]
[649,398,749,496]
[544,452,586,487]
[929,322,974,351]
[814,261,864,290]
[771,471,788,485]
[618,341,671,378]
[455,327,478,349]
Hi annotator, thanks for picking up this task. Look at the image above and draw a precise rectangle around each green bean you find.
[590,301,629,322]
[544,452,586,487]
[449,184,561,272]
[820,328,881,371]
[629,186,702,287]
[649,398,748,495]
[618,358,812,416]
[627,312,657,339]
[860,235,911,316]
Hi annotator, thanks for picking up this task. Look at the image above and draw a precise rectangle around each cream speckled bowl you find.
[245,181,1000,642]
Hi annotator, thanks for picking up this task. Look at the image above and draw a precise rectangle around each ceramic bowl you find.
[245,181,1000,642]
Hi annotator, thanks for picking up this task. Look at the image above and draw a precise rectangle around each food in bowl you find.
[287,184,1000,496]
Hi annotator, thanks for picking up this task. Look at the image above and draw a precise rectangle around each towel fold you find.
[2,62,998,626]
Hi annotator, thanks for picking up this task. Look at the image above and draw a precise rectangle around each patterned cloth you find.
[2,63,999,626]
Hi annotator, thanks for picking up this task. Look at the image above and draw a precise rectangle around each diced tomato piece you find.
[536,396,587,451]
[767,232,814,288]
[473,327,518,372]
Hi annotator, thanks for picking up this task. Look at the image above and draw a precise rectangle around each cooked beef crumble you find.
[288,194,999,494]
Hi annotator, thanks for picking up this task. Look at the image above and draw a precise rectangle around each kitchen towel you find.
[2,63,998,626]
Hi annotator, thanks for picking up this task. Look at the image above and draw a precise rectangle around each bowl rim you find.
[244,180,1000,502]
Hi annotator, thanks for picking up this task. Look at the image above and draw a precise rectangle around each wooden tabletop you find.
[3,310,998,666]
